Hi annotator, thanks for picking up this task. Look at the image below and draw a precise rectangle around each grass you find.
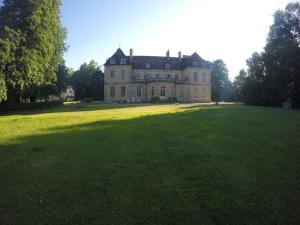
[0,103,300,225]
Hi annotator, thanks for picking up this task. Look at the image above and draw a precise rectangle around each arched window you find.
[165,63,170,70]
[150,87,154,97]
[120,58,126,64]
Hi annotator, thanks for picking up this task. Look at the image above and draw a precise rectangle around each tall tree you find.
[0,0,67,103]
[71,61,104,101]
[0,74,6,102]
[233,69,247,101]
[211,59,232,101]
[263,2,300,107]
[239,2,300,107]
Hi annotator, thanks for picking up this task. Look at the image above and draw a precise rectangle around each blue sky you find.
[61,0,291,79]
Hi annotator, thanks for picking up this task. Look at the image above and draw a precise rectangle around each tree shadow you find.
[1,106,300,225]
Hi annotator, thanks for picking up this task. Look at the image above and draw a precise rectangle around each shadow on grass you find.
[1,106,300,225]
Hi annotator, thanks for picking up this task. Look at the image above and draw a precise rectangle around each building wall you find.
[104,65,212,103]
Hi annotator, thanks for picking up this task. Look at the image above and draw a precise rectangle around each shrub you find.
[149,97,160,103]
[168,97,177,103]
[0,100,64,112]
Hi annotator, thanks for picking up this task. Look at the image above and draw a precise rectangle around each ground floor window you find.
[150,87,154,97]
[110,87,115,98]
[160,86,166,97]
[179,87,184,97]
[137,86,141,97]
[171,87,175,97]
[121,86,126,97]
[193,87,199,97]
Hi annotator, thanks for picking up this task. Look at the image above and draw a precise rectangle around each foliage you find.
[0,0,67,103]
[71,60,104,100]
[236,2,300,107]
[0,104,300,225]
[149,96,160,103]
[211,59,233,101]
[233,69,247,101]
[57,61,74,95]
[0,75,6,102]
[0,99,63,112]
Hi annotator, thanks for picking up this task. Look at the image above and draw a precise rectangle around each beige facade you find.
[104,49,212,103]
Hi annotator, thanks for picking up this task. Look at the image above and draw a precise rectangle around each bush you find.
[0,100,64,112]
[149,97,160,103]
[168,97,177,103]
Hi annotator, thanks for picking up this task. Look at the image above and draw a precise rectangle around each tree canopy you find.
[0,0,66,103]
[234,2,300,107]
[211,59,233,101]
[71,60,104,101]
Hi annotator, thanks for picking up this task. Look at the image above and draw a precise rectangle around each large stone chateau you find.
[104,48,212,103]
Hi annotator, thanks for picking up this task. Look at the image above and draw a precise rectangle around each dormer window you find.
[110,58,116,64]
[165,63,170,70]
[120,58,126,64]
[193,61,198,67]
[146,63,151,69]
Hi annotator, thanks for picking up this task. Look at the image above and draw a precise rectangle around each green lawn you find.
[1,103,300,225]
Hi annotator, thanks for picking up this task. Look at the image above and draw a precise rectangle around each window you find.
[110,58,116,64]
[150,87,154,97]
[146,63,151,69]
[167,74,172,79]
[111,70,115,79]
[120,58,126,64]
[175,75,178,80]
[156,74,160,78]
[160,86,166,97]
[202,88,207,97]
[202,73,207,82]
[193,87,199,97]
[165,63,170,70]
[137,86,141,97]
[134,73,141,79]
[179,87,184,97]
[171,87,175,97]
[110,87,115,97]
[194,72,198,81]
[121,70,125,80]
[193,61,198,67]
[121,86,126,97]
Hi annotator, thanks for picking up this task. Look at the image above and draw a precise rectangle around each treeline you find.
[233,2,300,108]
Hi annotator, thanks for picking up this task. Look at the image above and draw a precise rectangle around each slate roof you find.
[105,48,210,70]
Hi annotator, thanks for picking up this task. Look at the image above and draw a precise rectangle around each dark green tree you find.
[57,61,73,95]
[71,61,104,101]
[211,59,232,101]
[263,2,300,107]
[0,0,67,104]
[0,74,6,102]
[239,2,300,107]
[233,69,247,101]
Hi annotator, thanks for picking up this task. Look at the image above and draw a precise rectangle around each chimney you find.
[178,51,182,61]
[166,49,170,60]
[130,48,133,63]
